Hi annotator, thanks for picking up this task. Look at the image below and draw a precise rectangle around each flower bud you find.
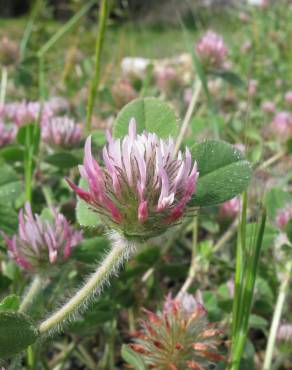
[128,292,224,369]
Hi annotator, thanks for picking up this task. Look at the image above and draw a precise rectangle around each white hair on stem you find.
[38,231,137,337]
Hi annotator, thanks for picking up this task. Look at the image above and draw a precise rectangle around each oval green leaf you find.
[0,311,39,359]
[113,97,178,139]
[190,140,252,207]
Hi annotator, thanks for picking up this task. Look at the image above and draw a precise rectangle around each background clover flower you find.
[270,111,292,139]
[196,30,228,70]
[0,121,16,147]
[276,204,292,229]
[129,292,224,369]
[68,119,198,240]
[219,197,240,220]
[42,116,82,148]
[1,203,82,272]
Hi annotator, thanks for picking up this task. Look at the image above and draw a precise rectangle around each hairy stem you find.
[262,261,292,370]
[19,275,42,313]
[39,234,135,335]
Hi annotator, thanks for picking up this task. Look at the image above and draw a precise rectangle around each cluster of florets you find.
[196,31,228,70]
[129,293,224,369]
[42,116,82,148]
[2,100,53,126]
[68,119,199,241]
[1,203,82,272]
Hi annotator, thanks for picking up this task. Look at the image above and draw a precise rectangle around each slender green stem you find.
[176,217,198,298]
[37,0,96,58]
[262,261,292,370]
[174,80,202,154]
[20,0,42,60]
[0,66,8,105]
[39,235,134,334]
[85,0,108,133]
[19,275,42,313]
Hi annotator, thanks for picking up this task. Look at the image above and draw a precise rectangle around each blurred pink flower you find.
[233,143,246,154]
[42,116,82,148]
[240,41,252,54]
[248,79,258,97]
[261,101,275,114]
[4,101,53,126]
[270,111,292,138]
[276,204,292,229]
[284,91,292,105]
[239,12,250,23]
[111,79,138,109]
[196,31,228,69]
[129,292,224,369]
[219,197,241,219]
[183,88,193,105]
[0,37,19,66]
[1,203,82,271]
[68,119,199,240]
[277,323,292,344]
[0,122,16,147]
[154,66,181,95]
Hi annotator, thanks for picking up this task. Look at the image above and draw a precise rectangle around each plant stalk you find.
[85,0,108,133]
[39,235,134,334]
[19,275,42,313]
[174,80,202,154]
[0,66,8,105]
[262,261,292,370]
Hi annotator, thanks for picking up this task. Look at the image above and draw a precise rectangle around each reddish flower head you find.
[1,203,82,272]
[196,31,228,70]
[128,293,224,369]
[68,119,199,240]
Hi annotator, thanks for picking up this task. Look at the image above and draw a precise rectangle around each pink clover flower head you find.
[1,202,82,272]
[219,197,241,219]
[261,101,275,114]
[0,121,16,147]
[4,101,53,126]
[68,119,199,241]
[284,91,292,105]
[129,292,224,369]
[276,204,292,229]
[42,116,82,148]
[196,30,228,70]
[270,111,292,138]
